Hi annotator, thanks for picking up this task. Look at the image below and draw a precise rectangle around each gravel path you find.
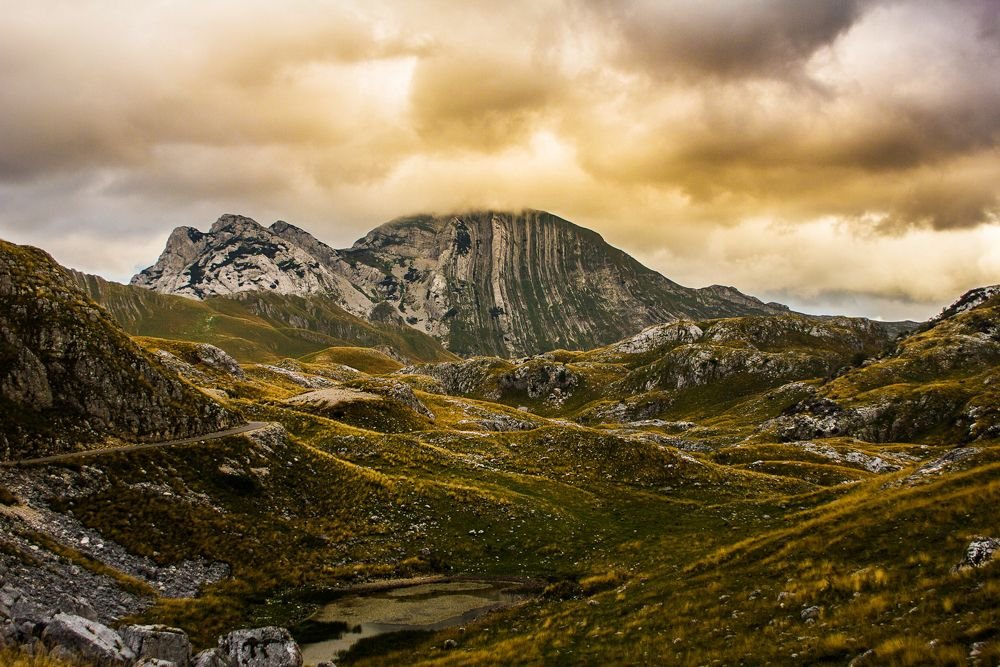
[1,421,270,467]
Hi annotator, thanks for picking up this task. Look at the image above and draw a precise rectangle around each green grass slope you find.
[72,271,457,364]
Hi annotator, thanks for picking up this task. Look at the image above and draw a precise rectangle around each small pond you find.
[298,579,529,665]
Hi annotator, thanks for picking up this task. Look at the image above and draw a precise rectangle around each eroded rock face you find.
[41,613,135,666]
[400,358,510,396]
[132,211,788,357]
[0,239,238,461]
[218,627,303,667]
[497,361,579,401]
[606,322,704,355]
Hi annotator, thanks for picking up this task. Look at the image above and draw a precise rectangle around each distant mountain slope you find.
[73,271,456,364]
[132,211,789,357]
[400,312,890,421]
[0,239,238,460]
[769,285,1000,444]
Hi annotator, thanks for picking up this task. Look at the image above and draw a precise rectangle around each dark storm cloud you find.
[586,0,868,80]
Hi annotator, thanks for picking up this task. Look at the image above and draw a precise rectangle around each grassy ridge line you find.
[71,270,456,364]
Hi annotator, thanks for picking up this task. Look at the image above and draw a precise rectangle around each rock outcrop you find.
[0,239,238,461]
[954,537,1000,571]
[1,583,303,667]
[217,627,303,667]
[132,211,789,357]
[765,286,1000,444]
[120,625,192,665]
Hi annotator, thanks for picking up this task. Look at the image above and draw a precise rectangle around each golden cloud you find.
[0,0,997,319]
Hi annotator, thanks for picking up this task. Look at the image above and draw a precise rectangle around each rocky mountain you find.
[133,211,790,357]
[0,239,238,460]
[768,285,1000,444]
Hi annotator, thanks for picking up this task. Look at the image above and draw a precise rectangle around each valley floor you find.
[3,293,1000,665]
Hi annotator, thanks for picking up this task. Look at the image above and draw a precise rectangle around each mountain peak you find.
[208,213,267,235]
[133,210,790,356]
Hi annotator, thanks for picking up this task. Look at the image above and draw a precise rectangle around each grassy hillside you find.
[1,277,997,666]
[72,271,456,364]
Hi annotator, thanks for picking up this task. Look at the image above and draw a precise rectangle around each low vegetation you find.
[2,262,998,665]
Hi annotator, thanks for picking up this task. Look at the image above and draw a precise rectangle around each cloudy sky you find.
[2,0,998,320]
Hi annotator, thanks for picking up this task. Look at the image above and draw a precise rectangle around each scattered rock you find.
[800,605,821,621]
[970,641,988,665]
[905,448,979,484]
[848,648,875,666]
[196,344,246,379]
[443,638,458,650]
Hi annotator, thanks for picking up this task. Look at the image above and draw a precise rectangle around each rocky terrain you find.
[132,212,790,357]
[0,240,238,461]
[1,232,998,666]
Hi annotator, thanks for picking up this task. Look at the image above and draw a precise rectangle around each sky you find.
[1,0,998,321]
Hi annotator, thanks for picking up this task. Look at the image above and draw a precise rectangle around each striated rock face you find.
[132,211,788,357]
[0,239,238,461]
[339,210,788,356]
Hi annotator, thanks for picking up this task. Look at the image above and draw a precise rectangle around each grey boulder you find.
[41,612,136,666]
[121,624,192,666]
[218,627,302,667]
[192,648,231,667]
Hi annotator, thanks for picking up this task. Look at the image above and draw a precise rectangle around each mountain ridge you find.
[0,239,238,460]
[132,210,790,356]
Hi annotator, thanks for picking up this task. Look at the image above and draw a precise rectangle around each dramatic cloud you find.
[587,0,867,81]
[0,0,997,320]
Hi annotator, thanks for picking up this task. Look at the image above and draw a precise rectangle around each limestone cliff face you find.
[0,239,238,460]
[132,214,371,313]
[133,210,789,357]
[344,210,788,356]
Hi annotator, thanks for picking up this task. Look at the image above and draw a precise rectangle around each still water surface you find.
[300,579,527,665]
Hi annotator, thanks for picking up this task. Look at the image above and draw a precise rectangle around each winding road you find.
[1,421,271,467]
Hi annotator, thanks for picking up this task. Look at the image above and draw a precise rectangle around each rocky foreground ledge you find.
[0,582,305,667]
